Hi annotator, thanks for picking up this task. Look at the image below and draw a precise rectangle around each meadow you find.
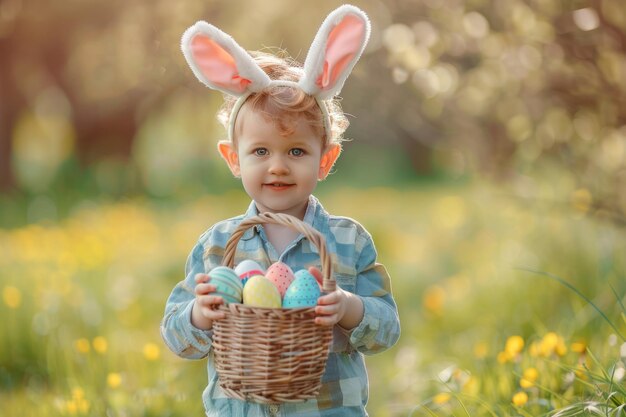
[1,183,624,417]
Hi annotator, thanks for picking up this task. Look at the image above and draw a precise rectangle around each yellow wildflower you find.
[65,399,78,415]
[539,332,567,356]
[433,392,451,404]
[71,387,84,400]
[512,391,528,406]
[555,337,568,356]
[529,341,540,357]
[571,341,587,354]
[520,378,533,388]
[77,398,90,413]
[62,387,91,415]
[92,336,108,354]
[575,363,588,380]
[143,343,160,361]
[505,335,524,357]
[523,367,538,381]
[497,351,510,364]
[107,372,122,389]
[423,285,445,315]
[539,332,558,356]
[520,367,539,388]
[3,286,22,308]
[74,338,91,354]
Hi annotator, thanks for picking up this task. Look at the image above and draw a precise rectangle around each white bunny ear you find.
[300,5,371,100]
[181,21,271,96]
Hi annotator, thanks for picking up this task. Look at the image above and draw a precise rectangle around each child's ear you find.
[217,140,241,177]
[318,143,341,180]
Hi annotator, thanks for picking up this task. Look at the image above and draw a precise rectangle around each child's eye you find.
[253,148,269,156]
[289,148,305,157]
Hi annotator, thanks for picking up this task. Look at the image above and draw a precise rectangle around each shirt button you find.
[268,404,279,415]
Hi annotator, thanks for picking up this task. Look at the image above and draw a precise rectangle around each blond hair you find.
[216,51,349,147]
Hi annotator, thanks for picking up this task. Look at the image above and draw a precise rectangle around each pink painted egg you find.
[265,262,295,298]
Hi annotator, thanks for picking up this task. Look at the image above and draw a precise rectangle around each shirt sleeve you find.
[347,232,401,355]
[160,239,214,360]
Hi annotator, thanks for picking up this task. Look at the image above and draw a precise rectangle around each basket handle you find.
[222,212,336,293]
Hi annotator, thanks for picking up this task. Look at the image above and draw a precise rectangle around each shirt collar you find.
[243,196,320,223]
[302,195,320,226]
[240,195,327,239]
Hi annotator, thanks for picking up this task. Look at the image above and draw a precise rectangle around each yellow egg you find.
[243,276,282,308]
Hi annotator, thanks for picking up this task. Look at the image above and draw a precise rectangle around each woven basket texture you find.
[212,212,335,404]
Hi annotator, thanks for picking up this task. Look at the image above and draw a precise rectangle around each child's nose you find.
[268,155,290,175]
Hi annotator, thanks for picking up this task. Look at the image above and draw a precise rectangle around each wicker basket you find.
[212,212,336,404]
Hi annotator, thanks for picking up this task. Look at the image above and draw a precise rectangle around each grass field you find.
[1,183,624,416]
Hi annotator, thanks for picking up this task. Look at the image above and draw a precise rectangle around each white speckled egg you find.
[242,275,282,308]
[208,266,243,304]
[282,270,321,308]
[234,259,265,285]
[265,262,295,298]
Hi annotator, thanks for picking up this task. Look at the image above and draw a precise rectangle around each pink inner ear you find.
[317,14,366,90]
[191,35,251,93]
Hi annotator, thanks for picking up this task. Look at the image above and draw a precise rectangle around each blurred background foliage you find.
[1,0,625,416]
[1,0,624,220]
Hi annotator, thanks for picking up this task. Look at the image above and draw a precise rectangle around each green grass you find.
[0,183,624,416]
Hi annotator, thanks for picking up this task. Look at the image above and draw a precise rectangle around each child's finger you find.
[315,315,337,326]
[198,301,226,321]
[195,283,218,295]
[307,267,324,287]
[315,303,338,316]
[197,294,224,307]
[206,309,226,320]
[317,291,339,305]
[195,273,210,283]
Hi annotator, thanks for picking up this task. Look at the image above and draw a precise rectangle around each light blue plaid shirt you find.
[161,195,400,417]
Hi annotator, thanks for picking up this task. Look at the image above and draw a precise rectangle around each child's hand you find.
[311,267,364,329]
[314,288,349,327]
[190,273,227,330]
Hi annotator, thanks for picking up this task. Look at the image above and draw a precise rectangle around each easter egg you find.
[234,259,265,285]
[242,275,282,308]
[282,270,321,308]
[208,266,243,304]
[265,262,295,298]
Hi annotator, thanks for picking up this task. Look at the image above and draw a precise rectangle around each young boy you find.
[161,5,400,416]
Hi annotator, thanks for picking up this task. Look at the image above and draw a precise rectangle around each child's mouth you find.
[265,183,294,190]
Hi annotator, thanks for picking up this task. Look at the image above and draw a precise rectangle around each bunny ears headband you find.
[181,4,371,141]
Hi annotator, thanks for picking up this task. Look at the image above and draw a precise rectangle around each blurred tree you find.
[0,0,390,193]
[0,0,220,192]
[380,0,626,223]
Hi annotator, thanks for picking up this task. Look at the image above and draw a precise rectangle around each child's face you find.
[219,105,340,219]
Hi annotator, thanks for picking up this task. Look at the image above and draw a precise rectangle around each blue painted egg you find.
[208,266,243,304]
[282,270,321,308]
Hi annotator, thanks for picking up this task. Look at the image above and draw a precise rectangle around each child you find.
[161,5,400,416]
